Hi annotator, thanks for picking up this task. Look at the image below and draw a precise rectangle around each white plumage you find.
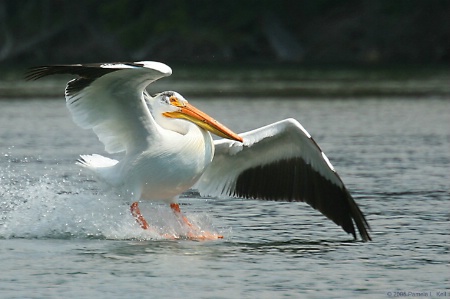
[27,61,371,241]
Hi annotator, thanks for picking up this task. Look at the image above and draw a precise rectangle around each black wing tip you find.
[347,196,372,242]
[339,213,371,242]
[350,223,372,242]
[25,66,54,81]
[357,220,372,242]
[25,64,83,81]
[24,62,142,81]
[233,157,372,241]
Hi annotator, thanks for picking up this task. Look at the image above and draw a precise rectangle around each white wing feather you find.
[195,118,342,197]
[195,118,371,241]
[65,62,172,153]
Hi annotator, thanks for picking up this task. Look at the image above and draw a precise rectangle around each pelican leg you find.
[130,202,150,229]
[170,203,193,227]
[170,203,223,240]
[130,202,179,239]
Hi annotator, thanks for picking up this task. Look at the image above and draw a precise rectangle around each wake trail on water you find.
[0,159,224,240]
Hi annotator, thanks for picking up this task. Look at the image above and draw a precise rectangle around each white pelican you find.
[27,61,371,241]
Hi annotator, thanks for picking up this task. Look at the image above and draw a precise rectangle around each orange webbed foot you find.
[170,203,223,240]
[130,202,222,240]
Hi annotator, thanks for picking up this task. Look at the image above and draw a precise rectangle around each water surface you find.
[1,97,449,298]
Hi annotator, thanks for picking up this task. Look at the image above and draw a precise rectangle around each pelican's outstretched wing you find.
[195,118,371,241]
[27,61,172,153]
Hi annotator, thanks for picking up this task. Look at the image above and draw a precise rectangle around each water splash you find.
[0,155,224,240]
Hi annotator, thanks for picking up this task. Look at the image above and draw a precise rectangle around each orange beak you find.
[163,102,243,142]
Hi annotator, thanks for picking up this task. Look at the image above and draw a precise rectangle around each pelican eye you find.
[169,96,184,107]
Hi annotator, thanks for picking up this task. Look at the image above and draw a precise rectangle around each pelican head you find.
[151,91,243,142]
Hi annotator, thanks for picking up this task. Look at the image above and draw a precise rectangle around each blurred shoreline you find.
[1,65,449,99]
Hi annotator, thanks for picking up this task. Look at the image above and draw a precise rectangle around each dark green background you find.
[2,0,449,67]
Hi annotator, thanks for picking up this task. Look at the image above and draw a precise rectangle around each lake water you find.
[0,95,449,298]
